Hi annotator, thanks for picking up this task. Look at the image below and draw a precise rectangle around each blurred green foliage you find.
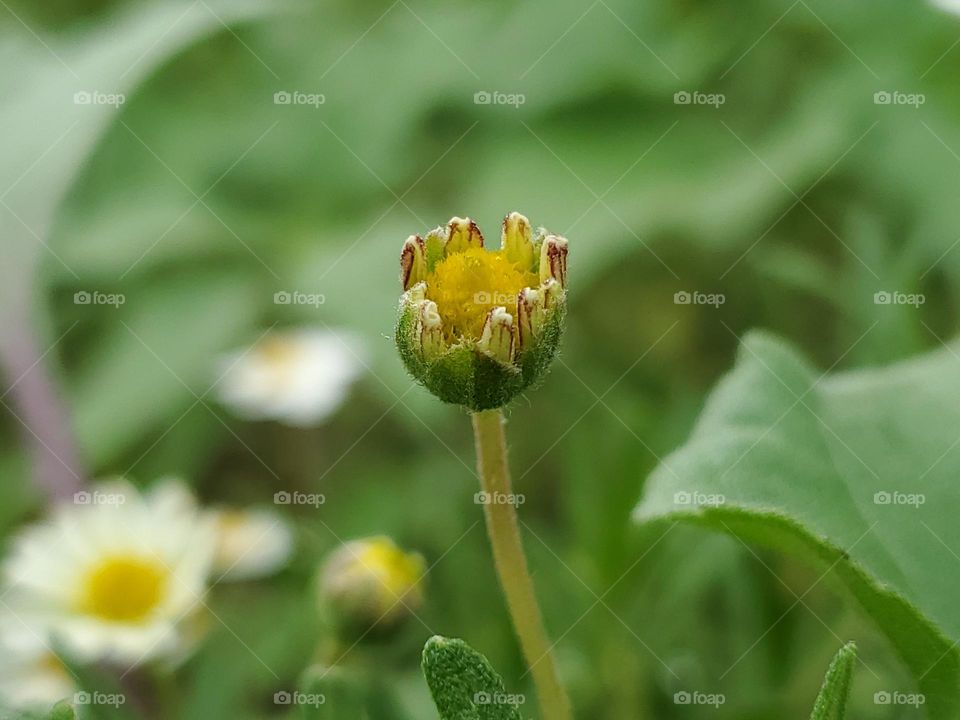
[3,0,960,717]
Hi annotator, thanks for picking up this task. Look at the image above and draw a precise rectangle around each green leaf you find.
[634,331,960,719]
[422,636,522,720]
[810,642,857,720]
[1,0,281,314]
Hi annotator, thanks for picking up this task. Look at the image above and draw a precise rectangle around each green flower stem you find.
[471,409,572,720]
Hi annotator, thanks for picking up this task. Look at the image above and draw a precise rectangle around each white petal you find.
[215,328,366,427]
[209,507,294,581]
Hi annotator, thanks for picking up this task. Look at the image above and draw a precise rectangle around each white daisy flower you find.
[216,328,366,427]
[2,479,216,666]
[209,507,293,581]
[0,613,74,710]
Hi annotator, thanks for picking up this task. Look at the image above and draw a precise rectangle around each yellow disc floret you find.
[80,555,168,622]
[426,247,537,341]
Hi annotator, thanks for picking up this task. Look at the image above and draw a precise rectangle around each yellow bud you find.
[318,536,425,638]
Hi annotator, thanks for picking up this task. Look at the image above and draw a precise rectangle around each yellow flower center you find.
[257,336,301,366]
[425,247,537,341]
[80,555,168,622]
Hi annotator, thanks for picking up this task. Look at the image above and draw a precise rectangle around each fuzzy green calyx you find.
[396,213,568,411]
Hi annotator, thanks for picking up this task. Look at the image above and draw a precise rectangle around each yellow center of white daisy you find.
[80,555,168,622]
[257,336,301,367]
[425,247,537,341]
[216,509,249,533]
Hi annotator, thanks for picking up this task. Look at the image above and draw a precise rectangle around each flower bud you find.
[395,212,568,411]
[318,536,425,638]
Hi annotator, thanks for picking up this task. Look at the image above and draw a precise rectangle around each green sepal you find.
[421,636,522,720]
[395,296,565,411]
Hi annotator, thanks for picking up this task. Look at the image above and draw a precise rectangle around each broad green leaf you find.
[1,0,280,308]
[810,642,857,720]
[634,331,960,719]
[422,636,522,720]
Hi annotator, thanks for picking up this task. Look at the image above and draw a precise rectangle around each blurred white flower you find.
[216,328,366,427]
[2,479,216,665]
[934,0,960,13]
[0,613,73,710]
[209,507,293,581]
